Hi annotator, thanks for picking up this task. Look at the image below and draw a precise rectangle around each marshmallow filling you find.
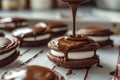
[51,49,95,59]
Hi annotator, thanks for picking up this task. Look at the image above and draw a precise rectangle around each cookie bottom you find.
[47,53,99,69]
[0,51,20,67]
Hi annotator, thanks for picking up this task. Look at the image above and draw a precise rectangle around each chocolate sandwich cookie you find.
[12,24,52,46]
[1,65,64,80]
[78,26,114,47]
[47,35,100,69]
[0,35,20,67]
[0,17,28,31]
[36,21,68,36]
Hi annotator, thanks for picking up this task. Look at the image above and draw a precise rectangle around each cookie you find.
[78,26,114,47]
[12,24,52,46]
[36,21,68,36]
[0,35,20,67]
[0,17,28,31]
[47,35,100,69]
[1,65,64,80]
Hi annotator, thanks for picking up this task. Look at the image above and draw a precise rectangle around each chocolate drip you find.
[84,68,90,80]
[66,69,73,76]
[69,2,79,36]
[52,66,57,70]
[61,0,89,36]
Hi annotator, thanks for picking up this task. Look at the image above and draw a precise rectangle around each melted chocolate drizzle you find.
[84,68,90,80]
[66,69,73,76]
[61,0,89,36]
[52,66,57,70]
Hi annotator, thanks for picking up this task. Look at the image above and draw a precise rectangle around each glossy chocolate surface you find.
[78,26,114,36]
[12,25,46,38]
[2,66,64,80]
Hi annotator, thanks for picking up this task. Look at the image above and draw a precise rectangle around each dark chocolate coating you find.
[12,25,52,46]
[36,21,68,36]
[1,66,64,80]
[48,35,99,52]
[78,26,114,36]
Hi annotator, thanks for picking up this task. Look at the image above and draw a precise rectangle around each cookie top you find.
[0,37,19,55]
[1,66,64,80]
[48,35,99,52]
[12,25,47,38]
[78,26,114,36]
[0,30,19,54]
